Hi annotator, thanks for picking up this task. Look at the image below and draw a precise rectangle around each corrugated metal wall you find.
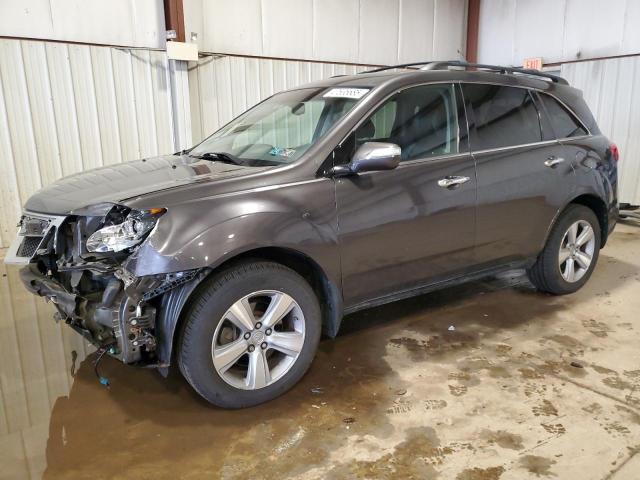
[184,0,468,66]
[0,0,165,49]
[0,38,176,248]
[562,58,640,204]
[478,0,640,66]
[188,55,371,145]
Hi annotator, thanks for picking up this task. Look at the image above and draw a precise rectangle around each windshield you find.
[189,87,369,166]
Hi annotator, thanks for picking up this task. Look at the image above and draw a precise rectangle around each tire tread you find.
[177,260,318,407]
[527,204,600,295]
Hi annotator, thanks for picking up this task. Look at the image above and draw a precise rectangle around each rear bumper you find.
[607,203,618,240]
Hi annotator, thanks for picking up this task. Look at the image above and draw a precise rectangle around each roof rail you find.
[359,61,433,73]
[422,60,568,84]
[360,60,568,85]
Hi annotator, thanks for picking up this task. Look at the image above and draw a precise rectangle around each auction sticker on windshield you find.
[323,88,369,99]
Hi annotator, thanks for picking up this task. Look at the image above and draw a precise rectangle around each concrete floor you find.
[1,222,639,480]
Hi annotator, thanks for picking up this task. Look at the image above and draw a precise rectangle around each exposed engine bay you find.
[9,204,198,368]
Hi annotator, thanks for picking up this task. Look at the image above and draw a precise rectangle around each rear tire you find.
[528,204,601,295]
[178,260,321,408]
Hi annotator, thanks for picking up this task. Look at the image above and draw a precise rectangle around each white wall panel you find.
[0,41,43,218]
[358,0,400,65]
[562,0,626,61]
[132,50,161,157]
[112,48,141,163]
[263,0,314,60]
[399,0,435,63]
[203,0,264,57]
[433,0,467,60]
[168,58,193,151]
[0,0,165,49]
[622,0,640,53]
[150,50,176,156]
[513,0,565,65]
[184,0,205,50]
[477,0,516,66]
[313,0,361,63]
[185,0,468,65]
[21,42,63,187]
[45,43,84,177]
[0,70,22,250]
[479,0,640,66]
[562,58,640,204]
[68,44,104,171]
[0,38,176,248]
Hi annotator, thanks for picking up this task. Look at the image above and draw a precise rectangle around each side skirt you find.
[342,260,532,316]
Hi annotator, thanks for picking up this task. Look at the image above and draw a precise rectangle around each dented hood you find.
[24,154,265,215]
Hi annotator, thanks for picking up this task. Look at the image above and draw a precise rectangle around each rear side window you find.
[462,84,542,151]
[539,93,588,138]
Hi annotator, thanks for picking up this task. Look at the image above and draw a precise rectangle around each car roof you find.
[301,68,566,91]
[286,67,596,133]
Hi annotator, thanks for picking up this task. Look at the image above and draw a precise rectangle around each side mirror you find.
[331,142,401,177]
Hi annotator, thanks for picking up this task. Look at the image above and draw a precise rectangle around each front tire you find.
[178,261,321,408]
[528,204,601,295]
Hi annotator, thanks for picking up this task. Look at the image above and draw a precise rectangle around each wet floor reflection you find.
[1,224,639,479]
[0,262,535,479]
[0,262,93,479]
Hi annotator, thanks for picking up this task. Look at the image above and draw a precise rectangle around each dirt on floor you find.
[0,223,639,480]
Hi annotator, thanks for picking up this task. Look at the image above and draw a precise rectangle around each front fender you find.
[123,180,340,286]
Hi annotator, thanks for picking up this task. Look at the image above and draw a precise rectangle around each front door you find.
[334,83,477,308]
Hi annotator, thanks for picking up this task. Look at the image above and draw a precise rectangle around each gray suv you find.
[5,61,618,407]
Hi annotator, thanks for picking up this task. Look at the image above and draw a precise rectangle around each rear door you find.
[535,91,595,176]
[461,83,576,266]
[334,83,477,308]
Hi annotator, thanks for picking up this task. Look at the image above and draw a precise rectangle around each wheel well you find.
[569,194,609,247]
[190,247,342,337]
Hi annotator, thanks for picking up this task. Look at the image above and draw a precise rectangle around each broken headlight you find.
[86,208,166,253]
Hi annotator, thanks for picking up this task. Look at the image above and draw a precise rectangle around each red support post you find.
[466,0,481,63]
[164,0,185,43]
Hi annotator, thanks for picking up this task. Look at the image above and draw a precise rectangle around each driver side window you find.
[354,83,460,162]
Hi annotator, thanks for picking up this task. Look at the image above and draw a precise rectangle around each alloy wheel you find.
[211,290,305,390]
[558,220,596,283]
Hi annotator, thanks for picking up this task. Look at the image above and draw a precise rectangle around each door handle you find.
[544,156,565,168]
[437,176,470,188]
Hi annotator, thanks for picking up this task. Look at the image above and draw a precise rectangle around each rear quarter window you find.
[462,84,542,151]
[538,93,588,138]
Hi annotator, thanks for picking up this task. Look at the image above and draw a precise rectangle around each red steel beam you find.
[164,0,185,43]
[466,0,481,63]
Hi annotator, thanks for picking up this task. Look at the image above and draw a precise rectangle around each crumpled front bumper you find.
[20,266,79,319]
[19,265,157,365]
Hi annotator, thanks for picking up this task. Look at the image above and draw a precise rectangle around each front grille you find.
[5,212,66,265]
[17,236,44,257]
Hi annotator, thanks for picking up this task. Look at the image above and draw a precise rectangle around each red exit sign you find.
[523,57,543,70]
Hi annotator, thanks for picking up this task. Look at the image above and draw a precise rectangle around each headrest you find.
[357,119,376,139]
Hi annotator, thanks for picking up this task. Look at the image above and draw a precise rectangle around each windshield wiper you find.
[189,152,243,165]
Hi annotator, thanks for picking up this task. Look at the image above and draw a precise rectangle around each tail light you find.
[609,143,619,162]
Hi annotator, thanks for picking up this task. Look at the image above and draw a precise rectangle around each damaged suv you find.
[6,61,618,407]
